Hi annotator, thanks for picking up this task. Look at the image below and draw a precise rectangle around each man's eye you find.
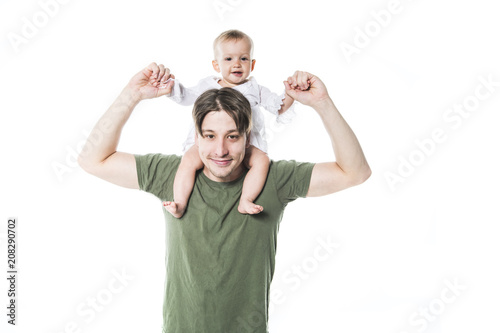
[228,135,239,140]
[205,135,215,139]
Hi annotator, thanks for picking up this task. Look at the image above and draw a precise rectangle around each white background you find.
[1,0,499,332]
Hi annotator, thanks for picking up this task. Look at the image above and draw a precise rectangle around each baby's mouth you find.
[232,71,243,76]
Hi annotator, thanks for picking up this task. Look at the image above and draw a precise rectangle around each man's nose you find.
[214,138,228,156]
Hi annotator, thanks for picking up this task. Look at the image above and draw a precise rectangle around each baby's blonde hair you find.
[213,29,254,58]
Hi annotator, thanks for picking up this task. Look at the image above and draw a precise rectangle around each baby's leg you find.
[163,145,203,218]
[238,146,270,215]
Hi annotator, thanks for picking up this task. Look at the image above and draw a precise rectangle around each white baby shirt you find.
[167,76,295,153]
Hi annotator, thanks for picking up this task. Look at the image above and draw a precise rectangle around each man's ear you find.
[212,60,220,73]
[251,59,256,72]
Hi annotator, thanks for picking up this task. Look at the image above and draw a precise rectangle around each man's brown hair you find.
[193,88,252,137]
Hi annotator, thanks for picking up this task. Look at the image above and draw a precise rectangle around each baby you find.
[162,29,299,218]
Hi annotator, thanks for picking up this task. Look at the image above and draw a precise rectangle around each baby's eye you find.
[224,57,232,61]
[241,57,248,61]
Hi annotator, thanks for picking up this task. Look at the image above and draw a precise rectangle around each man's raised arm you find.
[284,71,371,196]
[78,63,175,189]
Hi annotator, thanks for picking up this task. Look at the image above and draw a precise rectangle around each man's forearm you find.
[78,87,139,169]
[315,98,371,182]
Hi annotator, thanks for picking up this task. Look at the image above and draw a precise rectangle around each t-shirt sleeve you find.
[271,160,315,204]
[134,153,181,200]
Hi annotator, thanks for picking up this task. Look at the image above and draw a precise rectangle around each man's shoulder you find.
[134,153,182,195]
[269,159,316,171]
[135,153,182,175]
[135,153,181,163]
[266,159,316,202]
[267,158,316,185]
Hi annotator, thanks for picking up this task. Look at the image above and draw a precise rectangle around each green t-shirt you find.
[135,154,315,333]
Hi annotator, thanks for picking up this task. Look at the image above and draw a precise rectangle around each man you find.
[78,63,371,332]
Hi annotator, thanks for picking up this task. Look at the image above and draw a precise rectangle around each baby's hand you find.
[287,71,311,91]
[156,77,173,89]
[295,80,311,91]
[284,80,310,100]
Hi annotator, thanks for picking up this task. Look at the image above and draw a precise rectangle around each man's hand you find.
[284,71,331,109]
[126,62,175,101]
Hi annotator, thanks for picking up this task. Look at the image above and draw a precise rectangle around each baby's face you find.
[212,39,255,87]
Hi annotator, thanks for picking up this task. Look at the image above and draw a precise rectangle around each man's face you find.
[196,110,249,182]
[212,39,256,87]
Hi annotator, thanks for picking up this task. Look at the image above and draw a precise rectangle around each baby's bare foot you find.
[162,201,186,218]
[238,199,263,215]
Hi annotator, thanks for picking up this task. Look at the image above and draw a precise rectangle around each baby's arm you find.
[238,146,270,215]
[259,80,309,122]
[163,145,204,218]
[278,78,312,114]
[277,94,295,115]
[166,78,203,106]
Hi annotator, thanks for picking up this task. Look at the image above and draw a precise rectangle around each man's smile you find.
[210,158,233,166]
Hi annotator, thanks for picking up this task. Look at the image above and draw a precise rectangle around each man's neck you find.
[202,165,246,183]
